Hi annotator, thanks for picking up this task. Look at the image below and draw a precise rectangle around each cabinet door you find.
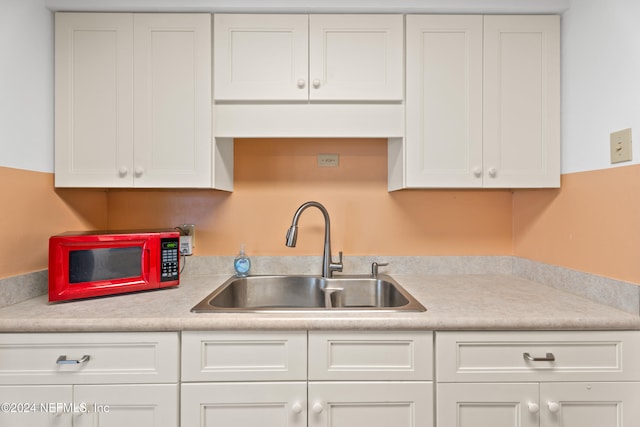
[308,382,433,427]
[214,14,309,101]
[0,385,73,427]
[309,15,403,101]
[133,14,212,188]
[483,15,560,188]
[181,382,307,427]
[74,384,178,427]
[541,382,640,427]
[55,13,134,188]
[405,15,483,187]
[437,383,539,427]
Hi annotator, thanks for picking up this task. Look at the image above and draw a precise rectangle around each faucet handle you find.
[330,251,343,274]
[371,262,389,278]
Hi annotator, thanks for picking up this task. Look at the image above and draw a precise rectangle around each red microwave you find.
[48,230,180,302]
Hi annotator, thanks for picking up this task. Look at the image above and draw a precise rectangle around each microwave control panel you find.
[160,238,180,281]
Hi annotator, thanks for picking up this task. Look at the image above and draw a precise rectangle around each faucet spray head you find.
[285,226,298,247]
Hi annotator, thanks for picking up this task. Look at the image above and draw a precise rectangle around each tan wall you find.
[108,139,514,256]
[513,164,640,284]
[0,166,107,278]
[7,140,638,286]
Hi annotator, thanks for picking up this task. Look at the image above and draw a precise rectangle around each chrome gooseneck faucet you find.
[285,201,343,278]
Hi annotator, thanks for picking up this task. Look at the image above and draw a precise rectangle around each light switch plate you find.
[610,128,632,163]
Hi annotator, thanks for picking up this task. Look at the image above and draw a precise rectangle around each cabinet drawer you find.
[181,331,307,381]
[309,331,433,381]
[436,331,640,382]
[0,332,179,385]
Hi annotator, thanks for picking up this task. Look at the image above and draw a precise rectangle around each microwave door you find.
[69,246,143,284]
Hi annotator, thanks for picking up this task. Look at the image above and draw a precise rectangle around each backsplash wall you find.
[107,138,514,257]
[513,164,640,285]
[0,166,107,279]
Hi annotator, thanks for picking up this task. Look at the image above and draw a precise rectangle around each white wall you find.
[562,0,640,174]
[45,0,569,14]
[0,0,54,173]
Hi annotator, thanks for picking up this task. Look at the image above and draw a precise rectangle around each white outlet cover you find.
[317,153,340,167]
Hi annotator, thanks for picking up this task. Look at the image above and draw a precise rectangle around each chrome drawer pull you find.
[56,355,90,365]
[523,352,555,362]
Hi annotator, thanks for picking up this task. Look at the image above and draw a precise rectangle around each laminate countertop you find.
[0,274,638,332]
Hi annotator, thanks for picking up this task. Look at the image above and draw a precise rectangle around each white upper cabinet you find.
[214,14,403,102]
[55,13,134,188]
[55,13,213,188]
[213,14,308,101]
[396,14,560,189]
[308,14,404,101]
[132,14,212,188]
[404,15,483,188]
[483,15,560,188]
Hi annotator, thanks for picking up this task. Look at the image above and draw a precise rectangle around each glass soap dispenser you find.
[234,244,251,277]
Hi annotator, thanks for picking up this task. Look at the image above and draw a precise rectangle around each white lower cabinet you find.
[0,384,177,427]
[180,331,433,427]
[436,331,640,427]
[438,382,640,427]
[4,329,639,426]
[0,332,179,427]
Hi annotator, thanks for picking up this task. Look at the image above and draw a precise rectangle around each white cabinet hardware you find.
[56,355,90,365]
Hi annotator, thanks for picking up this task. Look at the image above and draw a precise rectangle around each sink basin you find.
[191,274,426,313]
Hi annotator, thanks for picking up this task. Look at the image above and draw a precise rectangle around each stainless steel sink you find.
[191,274,426,313]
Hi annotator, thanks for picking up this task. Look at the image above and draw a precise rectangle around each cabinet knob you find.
[312,402,324,414]
[118,167,128,176]
[297,79,306,89]
[488,167,498,178]
[547,402,561,413]
[291,402,303,414]
[472,167,482,178]
[134,167,144,177]
[312,79,321,89]
[527,402,539,414]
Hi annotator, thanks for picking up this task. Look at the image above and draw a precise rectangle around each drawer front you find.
[308,331,433,381]
[181,331,307,382]
[0,332,179,385]
[436,330,640,382]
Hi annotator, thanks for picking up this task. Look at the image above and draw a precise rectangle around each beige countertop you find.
[0,273,638,332]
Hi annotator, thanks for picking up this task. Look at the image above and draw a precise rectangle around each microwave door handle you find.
[142,244,151,283]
